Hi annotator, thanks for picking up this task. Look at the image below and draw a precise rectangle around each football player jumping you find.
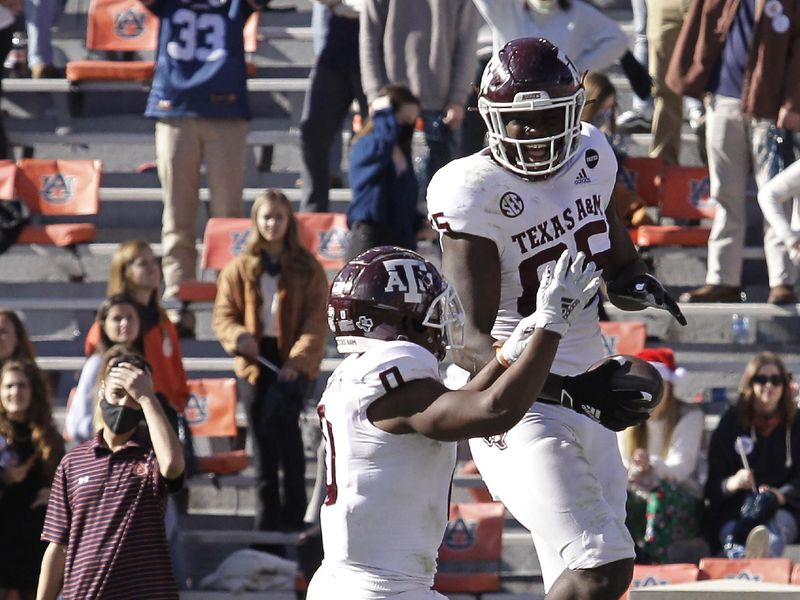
[427,38,686,599]
[307,246,604,600]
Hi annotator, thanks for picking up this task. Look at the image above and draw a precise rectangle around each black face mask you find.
[398,124,415,151]
[100,398,143,434]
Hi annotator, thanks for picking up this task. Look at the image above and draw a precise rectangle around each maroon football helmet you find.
[478,37,585,178]
[328,246,464,359]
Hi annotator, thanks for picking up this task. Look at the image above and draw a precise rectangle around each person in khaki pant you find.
[646,0,691,165]
[144,0,270,337]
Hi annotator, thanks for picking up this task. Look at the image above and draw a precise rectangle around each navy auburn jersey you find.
[145,0,259,119]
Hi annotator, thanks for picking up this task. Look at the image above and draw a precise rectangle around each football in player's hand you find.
[589,354,664,412]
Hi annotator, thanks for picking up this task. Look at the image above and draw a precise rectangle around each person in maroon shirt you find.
[36,347,185,600]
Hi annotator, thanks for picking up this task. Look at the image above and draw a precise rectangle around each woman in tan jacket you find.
[213,189,329,538]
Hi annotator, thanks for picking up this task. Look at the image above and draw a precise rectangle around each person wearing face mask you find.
[705,352,800,560]
[0,361,64,600]
[213,190,328,543]
[66,294,145,443]
[37,347,185,600]
[347,84,429,259]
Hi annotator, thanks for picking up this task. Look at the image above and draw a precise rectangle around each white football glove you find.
[499,250,601,365]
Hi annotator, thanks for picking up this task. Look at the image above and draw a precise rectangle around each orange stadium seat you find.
[599,321,647,355]
[434,502,505,594]
[636,165,715,248]
[624,563,700,600]
[177,213,348,308]
[185,378,248,476]
[67,0,259,83]
[11,159,102,279]
[791,562,800,584]
[460,459,493,503]
[698,557,792,583]
[0,160,17,199]
[624,156,665,207]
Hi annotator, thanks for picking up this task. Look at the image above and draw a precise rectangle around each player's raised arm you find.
[367,251,600,441]
[603,196,687,326]
[440,231,502,376]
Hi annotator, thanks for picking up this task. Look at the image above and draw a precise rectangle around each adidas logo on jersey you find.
[574,168,591,185]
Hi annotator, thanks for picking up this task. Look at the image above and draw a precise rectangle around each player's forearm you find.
[452,334,497,377]
[36,543,66,600]
[140,395,185,479]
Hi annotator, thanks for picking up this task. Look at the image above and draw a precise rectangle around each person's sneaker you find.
[616,110,652,134]
[31,63,65,79]
[723,540,746,559]
[768,284,798,305]
[745,525,771,558]
[678,284,745,303]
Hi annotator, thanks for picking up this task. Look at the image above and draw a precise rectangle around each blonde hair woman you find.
[618,348,704,563]
[214,190,328,537]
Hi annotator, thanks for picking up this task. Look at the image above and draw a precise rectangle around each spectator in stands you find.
[618,348,704,564]
[347,84,427,259]
[66,294,144,443]
[84,240,189,430]
[360,0,480,195]
[581,72,653,229]
[0,308,36,367]
[705,351,800,559]
[644,0,704,165]
[23,0,63,78]
[616,0,653,134]
[143,0,272,338]
[0,360,64,600]
[0,5,15,155]
[668,0,800,305]
[757,148,800,266]
[299,0,367,213]
[213,190,328,538]
[474,0,627,71]
[37,347,185,600]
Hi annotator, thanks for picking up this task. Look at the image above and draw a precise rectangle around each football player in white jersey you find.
[306,245,604,600]
[427,38,686,599]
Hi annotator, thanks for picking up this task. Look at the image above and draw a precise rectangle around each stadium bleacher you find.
[3,0,800,597]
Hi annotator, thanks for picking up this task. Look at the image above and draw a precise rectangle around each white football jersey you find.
[427,123,616,376]
[316,340,457,590]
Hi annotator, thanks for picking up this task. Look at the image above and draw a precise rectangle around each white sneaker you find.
[616,110,652,134]
[745,525,771,558]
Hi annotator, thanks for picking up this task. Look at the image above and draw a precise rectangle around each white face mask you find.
[527,0,558,15]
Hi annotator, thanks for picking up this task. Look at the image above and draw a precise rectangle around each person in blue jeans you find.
[346,84,425,259]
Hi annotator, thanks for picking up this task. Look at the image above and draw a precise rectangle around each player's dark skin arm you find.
[602,197,647,284]
[367,329,560,441]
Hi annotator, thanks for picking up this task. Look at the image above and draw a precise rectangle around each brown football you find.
[589,354,664,412]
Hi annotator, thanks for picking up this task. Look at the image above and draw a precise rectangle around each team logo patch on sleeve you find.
[499,192,524,218]
[585,148,599,169]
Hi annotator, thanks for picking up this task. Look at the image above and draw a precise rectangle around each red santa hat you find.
[636,347,686,383]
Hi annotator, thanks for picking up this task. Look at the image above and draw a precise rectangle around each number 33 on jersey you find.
[144,0,263,119]
[427,124,616,374]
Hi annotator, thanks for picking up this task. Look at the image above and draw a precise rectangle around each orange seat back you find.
[791,562,800,584]
[624,564,700,600]
[295,212,349,270]
[185,378,238,438]
[16,159,101,216]
[661,165,716,220]
[0,160,17,199]
[86,0,158,52]
[434,502,504,594]
[698,558,792,583]
[202,213,350,273]
[199,217,251,272]
[599,321,647,355]
[624,156,665,207]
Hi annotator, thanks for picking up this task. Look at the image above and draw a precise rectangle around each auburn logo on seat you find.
[184,393,210,426]
[113,8,148,39]
[229,229,250,257]
[443,517,478,550]
[39,174,75,205]
[316,228,348,261]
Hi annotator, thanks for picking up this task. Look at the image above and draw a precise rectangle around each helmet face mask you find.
[328,246,465,360]
[479,38,585,178]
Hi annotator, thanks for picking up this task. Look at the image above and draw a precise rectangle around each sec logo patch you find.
[499,192,524,218]
[585,149,599,169]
